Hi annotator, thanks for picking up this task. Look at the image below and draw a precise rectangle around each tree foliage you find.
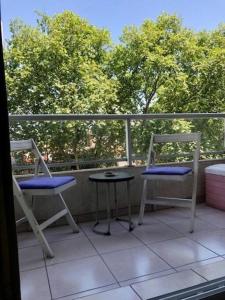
[6,11,119,114]
[6,11,123,168]
[5,12,225,168]
[109,14,225,114]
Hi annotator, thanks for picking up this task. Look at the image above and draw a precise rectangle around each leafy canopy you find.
[5,12,225,167]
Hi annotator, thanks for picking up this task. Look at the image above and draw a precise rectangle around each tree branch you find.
[143,73,161,113]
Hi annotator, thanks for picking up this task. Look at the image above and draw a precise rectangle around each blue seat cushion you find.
[142,166,192,176]
[19,176,76,189]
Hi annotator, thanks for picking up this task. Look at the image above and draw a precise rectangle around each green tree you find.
[109,13,225,115]
[5,11,118,114]
[6,12,225,168]
[155,26,225,113]
[109,14,192,113]
[5,11,123,168]
[109,14,225,159]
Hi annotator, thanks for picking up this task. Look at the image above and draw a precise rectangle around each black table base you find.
[89,172,135,235]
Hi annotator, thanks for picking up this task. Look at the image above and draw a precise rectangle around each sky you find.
[2,0,225,42]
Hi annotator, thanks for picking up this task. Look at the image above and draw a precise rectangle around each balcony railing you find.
[9,113,225,170]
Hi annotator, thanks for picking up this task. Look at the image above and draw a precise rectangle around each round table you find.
[89,171,135,235]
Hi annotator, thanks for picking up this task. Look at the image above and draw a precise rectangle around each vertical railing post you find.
[125,118,132,166]
[223,118,225,149]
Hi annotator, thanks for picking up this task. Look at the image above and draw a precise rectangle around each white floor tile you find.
[89,232,142,254]
[193,260,225,280]
[17,231,39,248]
[45,237,97,265]
[19,245,44,271]
[102,245,170,281]
[20,268,51,300]
[81,221,127,237]
[132,270,206,300]
[119,269,176,287]
[57,284,120,300]
[120,212,159,229]
[189,229,225,255]
[19,205,225,300]
[199,211,225,228]
[133,223,182,244]
[169,218,219,234]
[76,286,141,300]
[45,225,84,243]
[176,256,224,271]
[149,237,216,267]
[196,204,222,216]
[152,208,189,224]
[47,256,116,299]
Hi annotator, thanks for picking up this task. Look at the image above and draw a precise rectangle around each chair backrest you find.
[10,139,51,177]
[10,139,33,152]
[147,132,201,173]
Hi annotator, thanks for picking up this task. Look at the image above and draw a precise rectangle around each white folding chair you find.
[138,133,201,233]
[11,139,79,258]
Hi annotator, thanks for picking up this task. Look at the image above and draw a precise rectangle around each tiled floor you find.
[18,204,225,300]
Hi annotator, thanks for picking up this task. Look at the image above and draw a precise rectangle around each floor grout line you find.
[119,270,177,288]
[126,213,225,271]
[186,238,222,257]
[125,223,177,271]
[175,256,225,270]
[130,285,143,300]
[118,269,176,286]
[94,243,147,256]
[52,283,119,300]
[80,225,120,285]
[17,228,84,250]
[80,220,180,288]
[138,213,224,258]
[20,265,46,273]
[43,249,54,300]
[191,268,209,282]
[18,205,225,300]
[84,217,186,289]
[44,253,100,268]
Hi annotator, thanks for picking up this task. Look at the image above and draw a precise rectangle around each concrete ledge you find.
[14,159,225,230]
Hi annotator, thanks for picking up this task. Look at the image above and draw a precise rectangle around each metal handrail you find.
[8,112,225,122]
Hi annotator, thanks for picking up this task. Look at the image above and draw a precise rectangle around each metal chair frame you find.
[11,139,79,258]
[138,133,201,233]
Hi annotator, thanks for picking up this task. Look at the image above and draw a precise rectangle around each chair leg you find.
[59,193,79,233]
[190,202,196,233]
[16,193,54,258]
[150,180,157,212]
[138,179,147,225]
[189,173,198,233]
